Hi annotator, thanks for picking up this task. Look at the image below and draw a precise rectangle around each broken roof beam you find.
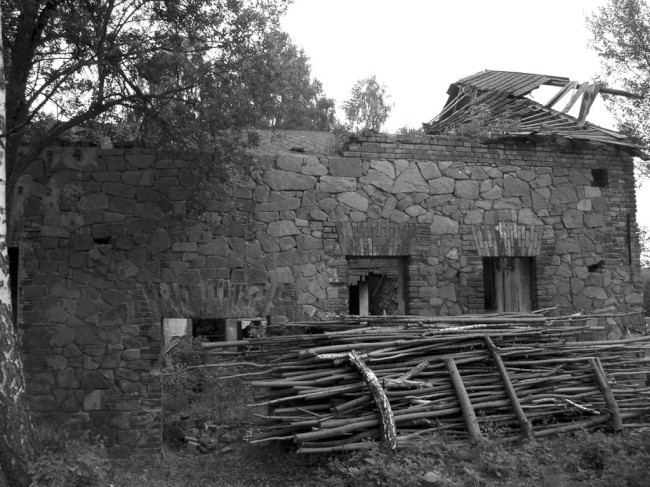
[598,86,642,98]
[544,77,640,98]
[577,84,602,127]
[544,81,578,109]
[562,82,590,113]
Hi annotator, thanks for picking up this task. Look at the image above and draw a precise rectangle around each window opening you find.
[483,257,534,312]
[192,318,241,342]
[347,257,407,316]
[591,169,608,188]
[162,317,267,346]
[587,260,605,272]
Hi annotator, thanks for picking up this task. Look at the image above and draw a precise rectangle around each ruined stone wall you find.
[335,134,643,332]
[12,133,644,454]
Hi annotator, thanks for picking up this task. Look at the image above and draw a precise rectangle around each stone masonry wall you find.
[12,133,644,454]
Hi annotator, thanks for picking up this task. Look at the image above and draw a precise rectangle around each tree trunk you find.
[0,10,36,487]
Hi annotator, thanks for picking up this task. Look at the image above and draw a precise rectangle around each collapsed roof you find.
[424,70,646,157]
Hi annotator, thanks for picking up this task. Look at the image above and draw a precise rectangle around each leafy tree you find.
[587,0,650,177]
[0,0,330,483]
[342,75,392,132]
[2,0,340,192]
[250,31,336,131]
[130,30,336,154]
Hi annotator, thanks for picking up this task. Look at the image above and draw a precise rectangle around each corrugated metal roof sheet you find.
[425,70,647,157]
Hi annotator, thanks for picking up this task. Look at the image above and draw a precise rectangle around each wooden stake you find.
[484,336,534,439]
[589,357,623,432]
[445,357,484,444]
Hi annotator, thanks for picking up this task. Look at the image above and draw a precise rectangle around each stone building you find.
[12,72,645,455]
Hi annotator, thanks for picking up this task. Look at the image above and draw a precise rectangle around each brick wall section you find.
[250,129,340,154]
[12,132,644,454]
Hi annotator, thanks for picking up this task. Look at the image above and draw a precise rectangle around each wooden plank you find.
[562,82,589,113]
[504,259,517,311]
[544,80,578,108]
[515,260,524,311]
[577,84,602,127]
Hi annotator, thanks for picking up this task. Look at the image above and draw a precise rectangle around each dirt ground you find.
[107,428,650,487]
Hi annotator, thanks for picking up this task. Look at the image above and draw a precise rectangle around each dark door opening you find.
[484,257,534,312]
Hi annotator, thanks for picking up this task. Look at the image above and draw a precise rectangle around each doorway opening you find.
[483,257,535,312]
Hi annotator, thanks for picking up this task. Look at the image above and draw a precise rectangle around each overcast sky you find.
[282,0,612,132]
[281,0,650,230]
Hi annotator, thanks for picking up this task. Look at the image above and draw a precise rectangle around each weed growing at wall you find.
[27,429,111,487]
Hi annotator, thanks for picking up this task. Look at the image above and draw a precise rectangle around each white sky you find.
[281,0,650,229]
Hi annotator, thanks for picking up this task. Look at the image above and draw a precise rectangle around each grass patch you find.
[27,427,650,486]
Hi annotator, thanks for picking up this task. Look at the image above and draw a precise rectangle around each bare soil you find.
[110,429,650,487]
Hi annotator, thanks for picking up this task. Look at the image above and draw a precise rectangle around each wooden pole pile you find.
[205,313,650,452]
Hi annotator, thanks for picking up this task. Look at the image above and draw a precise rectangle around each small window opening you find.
[591,169,609,188]
[347,257,407,316]
[587,260,605,272]
[93,236,111,245]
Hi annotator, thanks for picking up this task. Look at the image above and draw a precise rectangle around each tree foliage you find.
[251,31,336,131]
[587,0,650,174]
[3,0,333,191]
[396,125,425,136]
[342,75,392,132]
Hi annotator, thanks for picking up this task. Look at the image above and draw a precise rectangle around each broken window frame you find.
[163,317,268,345]
[346,256,408,316]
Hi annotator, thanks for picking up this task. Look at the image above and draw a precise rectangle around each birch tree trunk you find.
[0,9,36,486]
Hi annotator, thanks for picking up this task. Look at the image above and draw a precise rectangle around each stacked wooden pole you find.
[203,313,650,452]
